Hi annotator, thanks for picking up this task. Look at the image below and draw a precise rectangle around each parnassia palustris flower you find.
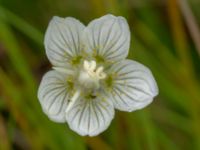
[38,14,158,136]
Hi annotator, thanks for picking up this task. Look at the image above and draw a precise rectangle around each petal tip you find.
[51,16,64,23]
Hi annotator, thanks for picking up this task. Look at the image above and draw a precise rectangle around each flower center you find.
[78,60,106,89]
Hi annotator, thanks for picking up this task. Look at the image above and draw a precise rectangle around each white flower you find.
[38,14,158,136]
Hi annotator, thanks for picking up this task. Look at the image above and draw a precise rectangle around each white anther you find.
[82,60,106,80]
[99,72,106,79]
[83,60,90,70]
[90,60,96,71]
[96,66,103,75]
[79,60,106,89]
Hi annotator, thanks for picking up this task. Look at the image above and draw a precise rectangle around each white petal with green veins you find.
[65,95,114,136]
[107,59,158,112]
[82,14,130,63]
[44,16,85,67]
[38,70,72,122]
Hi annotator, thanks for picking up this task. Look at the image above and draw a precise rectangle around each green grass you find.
[0,0,200,149]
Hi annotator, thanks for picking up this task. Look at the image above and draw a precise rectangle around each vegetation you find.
[0,0,200,149]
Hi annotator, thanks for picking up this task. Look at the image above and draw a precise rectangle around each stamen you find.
[78,60,106,90]
[90,60,96,71]
[65,89,81,114]
[84,60,90,70]
[96,66,103,75]
[99,72,106,79]
[53,67,74,75]
[83,60,106,80]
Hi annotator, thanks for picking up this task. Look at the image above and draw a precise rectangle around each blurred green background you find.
[0,0,200,149]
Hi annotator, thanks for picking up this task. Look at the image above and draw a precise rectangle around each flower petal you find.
[38,70,71,122]
[107,59,158,112]
[65,95,114,136]
[45,16,85,67]
[83,14,130,63]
